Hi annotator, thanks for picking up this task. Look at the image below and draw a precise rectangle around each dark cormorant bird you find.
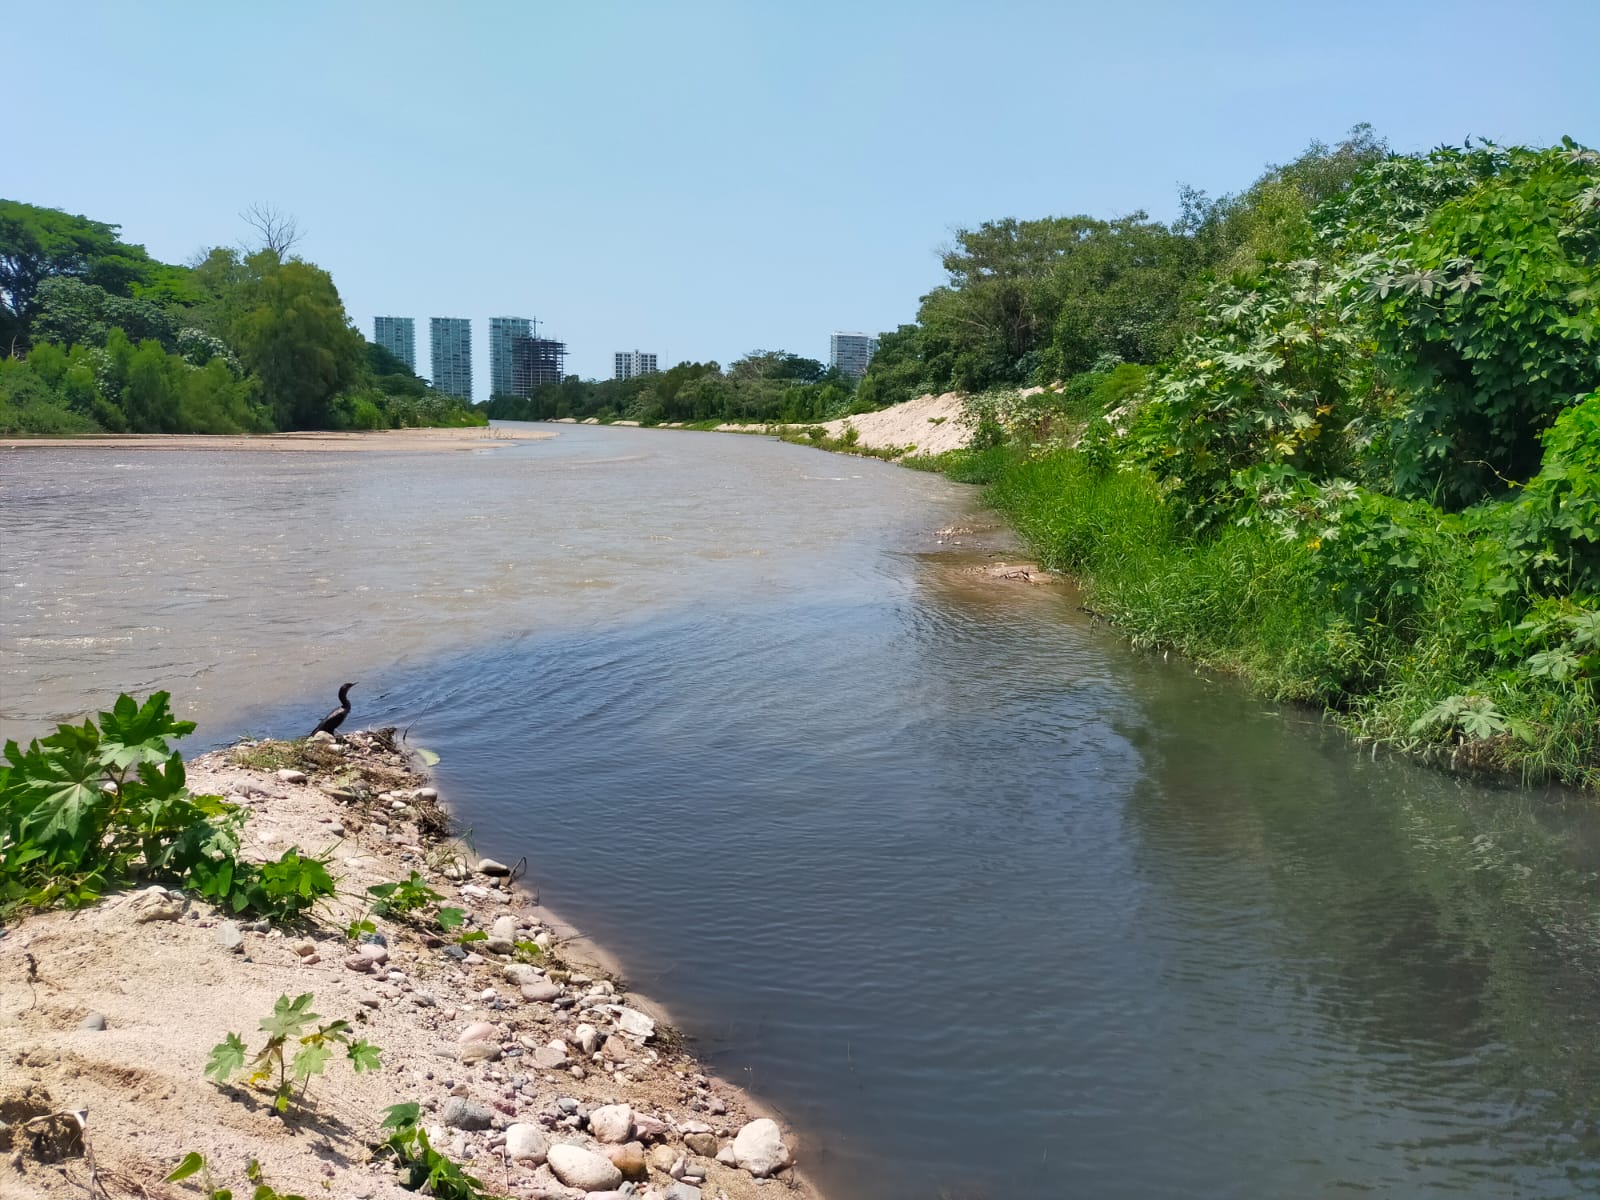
[311,682,357,737]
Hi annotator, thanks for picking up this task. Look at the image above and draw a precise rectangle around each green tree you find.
[0,200,126,349]
[231,253,363,429]
[30,277,176,349]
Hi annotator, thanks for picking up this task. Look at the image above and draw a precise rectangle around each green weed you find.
[206,992,380,1115]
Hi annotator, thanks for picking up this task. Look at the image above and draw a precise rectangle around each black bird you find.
[311,682,357,737]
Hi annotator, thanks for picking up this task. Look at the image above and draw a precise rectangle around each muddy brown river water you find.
[3,423,1597,1198]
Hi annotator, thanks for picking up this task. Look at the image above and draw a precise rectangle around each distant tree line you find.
[482,350,867,425]
[0,200,483,436]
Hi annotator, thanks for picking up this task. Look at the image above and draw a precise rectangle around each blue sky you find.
[10,1,1598,391]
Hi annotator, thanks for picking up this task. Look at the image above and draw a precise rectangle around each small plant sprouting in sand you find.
[205,992,380,1114]
[166,1152,307,1200]
[374,1102,496,1200]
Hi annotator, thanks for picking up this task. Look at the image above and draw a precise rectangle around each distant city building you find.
[829,331,879,379]
[613,350,658,381]
[489,316,533,397]
[511,335,567,393]
[430,317,473,400]
[373,316,415,370]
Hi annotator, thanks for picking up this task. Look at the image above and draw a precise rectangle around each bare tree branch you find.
[240,202,303,258]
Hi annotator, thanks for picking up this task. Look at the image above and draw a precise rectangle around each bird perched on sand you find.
[311,682,357,737]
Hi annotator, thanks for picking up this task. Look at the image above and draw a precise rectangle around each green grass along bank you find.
[889,408,1599,791]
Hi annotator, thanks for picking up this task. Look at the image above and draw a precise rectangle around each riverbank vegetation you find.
[482,349,867,425]
[0,201,482,435]
[877,132,1598,786]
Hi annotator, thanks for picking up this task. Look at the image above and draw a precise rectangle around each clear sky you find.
[9,1,1598,392]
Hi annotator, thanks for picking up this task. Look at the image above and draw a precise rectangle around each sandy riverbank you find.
[707,391,972,456]
[0,729,816,1200]
[0,428,555,454]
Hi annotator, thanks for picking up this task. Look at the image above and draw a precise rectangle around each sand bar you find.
[0,427,556,454]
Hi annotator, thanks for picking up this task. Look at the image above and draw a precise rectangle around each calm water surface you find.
[3,424,1597,1198]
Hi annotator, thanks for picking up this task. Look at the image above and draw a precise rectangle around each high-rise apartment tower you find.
[489,317,533,398]
[430,318,473,400]
[373,316,415,370]
[613,350,659,381]
[829,332,879,379]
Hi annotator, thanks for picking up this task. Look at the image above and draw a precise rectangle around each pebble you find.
[633,1114,668,1140]
[587,1103,632,1144]
[545,1144,622,1192]
[457,1041,502,1063]
[293,941,317,957]
[648,1143,678,1172]
[440,1098,494,1130]
[344,954,375,973]
[477,857,511,876]
[504,1122,549,1163]
[358,943,389,966]
[215,922,245,953]
[572,1023,599,1054]
[79,1012,108,1031]
[532,1040,569,1069]
[732,1118,792,1177]
[275,768,308,784]
[457,1021,498,1044]
[614,1007,656,1041]
[602,1140,648,1181]
[715,1144,738,1166]
[683,1132,718,1157]
[486,915,517,955]
[128,886,184,923]
[521,980,561,1003]
[664,1185,703,1200]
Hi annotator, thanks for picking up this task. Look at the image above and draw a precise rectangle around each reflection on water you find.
[4,424,1597,1198]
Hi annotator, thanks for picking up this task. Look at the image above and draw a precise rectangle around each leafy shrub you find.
[1,693,243,912]
[1127,259,1379,527]
[1343,141,1600,505]
[0,692,338,918]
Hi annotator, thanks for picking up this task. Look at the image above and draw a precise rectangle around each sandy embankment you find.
[0,427,555,453]
[0,730,816,1200]
[713,391,975,457]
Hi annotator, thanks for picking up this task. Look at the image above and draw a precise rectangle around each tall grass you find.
[968,447,1598,787]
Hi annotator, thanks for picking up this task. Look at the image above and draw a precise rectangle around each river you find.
[3,423,1597,1198]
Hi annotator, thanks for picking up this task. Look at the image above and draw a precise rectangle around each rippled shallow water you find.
[4,424,1598,1198]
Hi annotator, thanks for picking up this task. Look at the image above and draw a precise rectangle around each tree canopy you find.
[1,200,481,436]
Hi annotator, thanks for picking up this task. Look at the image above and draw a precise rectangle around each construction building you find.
[510,334,567,393]
[430,317,473,400]
[613,350,659,380]
[373,316,416,370]
[829,331,879,379]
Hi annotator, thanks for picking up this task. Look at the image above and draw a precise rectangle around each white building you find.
[430,317,472,400]
[614,350,659,380]
[829,331,879,379]
[373,316,415,370]
[489,316,533,398]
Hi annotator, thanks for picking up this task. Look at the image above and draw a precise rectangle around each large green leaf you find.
[98,691,195,771]
[259,993,320,1040]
